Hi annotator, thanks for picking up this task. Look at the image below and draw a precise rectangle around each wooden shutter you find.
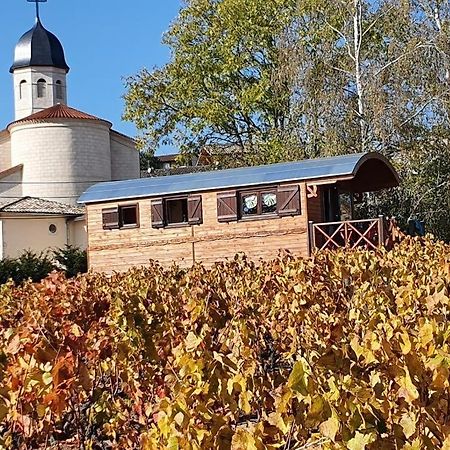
[151,198,164,228]
[102,207,119,229]
[217,191,238,222]
[277,185,301,216]
[188,195,203,225]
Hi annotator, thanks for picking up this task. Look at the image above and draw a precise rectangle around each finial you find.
[27,0,47,22]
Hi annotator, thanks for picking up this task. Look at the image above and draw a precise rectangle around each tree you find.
[124,0,302,167]
[124,0,450,238]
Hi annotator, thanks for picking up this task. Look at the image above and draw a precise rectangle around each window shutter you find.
[102,207,119,229]
[217,191,238,222]
[278,185,301,216]
[151,198,164,228]
[188,195,203,225]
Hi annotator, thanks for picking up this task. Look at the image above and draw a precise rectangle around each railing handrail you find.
[312,217,380,228]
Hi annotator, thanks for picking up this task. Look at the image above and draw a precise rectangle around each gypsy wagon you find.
[79,152,399,272]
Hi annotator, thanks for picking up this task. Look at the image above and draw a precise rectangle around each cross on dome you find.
[27,0,47,21]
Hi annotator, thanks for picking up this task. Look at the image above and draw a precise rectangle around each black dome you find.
[10,19,69,73]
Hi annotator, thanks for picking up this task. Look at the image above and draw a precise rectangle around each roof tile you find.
[9,104,111,127]
[0,196,84,216]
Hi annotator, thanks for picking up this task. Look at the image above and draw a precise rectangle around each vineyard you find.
[0,238,449,449]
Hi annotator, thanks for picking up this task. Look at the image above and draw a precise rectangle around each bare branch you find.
[322,17,356,62]
[361,4,396,39]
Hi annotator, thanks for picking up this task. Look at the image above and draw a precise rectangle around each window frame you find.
[239,187,278,220]
[164,196,189,227]
[55,80,63,99]
[151,194,203,229]
[101,204,140,230]
[118,203,139,229]
[37,79,47,98]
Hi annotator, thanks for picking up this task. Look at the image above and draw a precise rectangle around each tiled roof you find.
[9,104,111,127]
[0,196,84,216]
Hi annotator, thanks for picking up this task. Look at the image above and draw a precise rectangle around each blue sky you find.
[0,0,182,154]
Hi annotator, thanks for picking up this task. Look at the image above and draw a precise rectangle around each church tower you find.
[10,4,69,120]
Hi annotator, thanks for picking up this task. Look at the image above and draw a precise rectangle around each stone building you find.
[0,9,139,258]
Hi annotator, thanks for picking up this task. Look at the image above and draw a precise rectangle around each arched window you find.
[55,80,63,99]
[19,80,27,99]
[37,79,46,98]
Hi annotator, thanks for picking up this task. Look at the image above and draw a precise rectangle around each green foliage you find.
[53,245,88,278]
[0,250,54,285]
[124,0,450,238]
[0,247,87,286]
[0,238,449,448]
[123,0,303,167]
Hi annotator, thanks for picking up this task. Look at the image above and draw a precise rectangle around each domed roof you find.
[10,18,69,73]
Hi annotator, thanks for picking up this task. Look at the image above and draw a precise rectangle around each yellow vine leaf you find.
[442,434,450,450]
[288,359,308,396]
[347,431,375,450]
[185,332,202,352]
[231,428,258,450]
[400,412,416,439]
[319,415,339,441]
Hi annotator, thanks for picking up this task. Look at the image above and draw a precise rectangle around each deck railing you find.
[309,216,386,252]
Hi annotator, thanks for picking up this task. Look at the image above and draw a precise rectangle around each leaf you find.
[288,359,309,396]
[418,322,433,347]
[319,415,339,441]
[400,412,416,439]
[398,369,419,403]
[347,431,375,450]
[231,428,258,450]
[399,331,412,355]
[70,323,84,337]
[442,434,450,450]
[42,372,52,386]
[185,332,202,352]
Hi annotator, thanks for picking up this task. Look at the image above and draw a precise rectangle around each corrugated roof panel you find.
[79,153,365,204]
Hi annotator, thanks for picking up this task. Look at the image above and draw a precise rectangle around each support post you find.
[378,215,385,247]
[308,221,316,256]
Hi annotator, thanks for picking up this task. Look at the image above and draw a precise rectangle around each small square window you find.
[166,198,188,224]
[119,205,139,227]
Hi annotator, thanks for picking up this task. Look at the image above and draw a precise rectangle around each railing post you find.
[308,221,315,256]
[378,215,385,247]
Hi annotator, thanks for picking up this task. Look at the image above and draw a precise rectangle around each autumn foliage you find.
[0,238,449,449]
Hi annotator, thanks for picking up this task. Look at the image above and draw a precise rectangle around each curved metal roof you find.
[78,152,399,204]
[10,18,69,73]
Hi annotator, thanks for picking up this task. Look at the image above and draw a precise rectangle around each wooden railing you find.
[309,216,386,252]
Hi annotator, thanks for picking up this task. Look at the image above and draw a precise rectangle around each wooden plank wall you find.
[86,181,310,272]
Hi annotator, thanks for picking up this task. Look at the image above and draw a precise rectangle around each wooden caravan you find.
[79,152,399,272]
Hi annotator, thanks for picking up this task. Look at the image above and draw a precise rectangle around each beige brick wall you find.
[0,133,11,172]
[0,169,22,198]
[110,133,139,180]
[10,120,112,205]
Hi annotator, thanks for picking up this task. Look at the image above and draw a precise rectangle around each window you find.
[217,185,301,222]
[102,204,139,230]
[19,80,27,99]
[55,80,63,99]
[120,204,139,227]
[240,189,278,217]
[37,79,46,98]
[151,195,202,228]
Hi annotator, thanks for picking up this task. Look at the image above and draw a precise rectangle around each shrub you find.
[53,245,88,277]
